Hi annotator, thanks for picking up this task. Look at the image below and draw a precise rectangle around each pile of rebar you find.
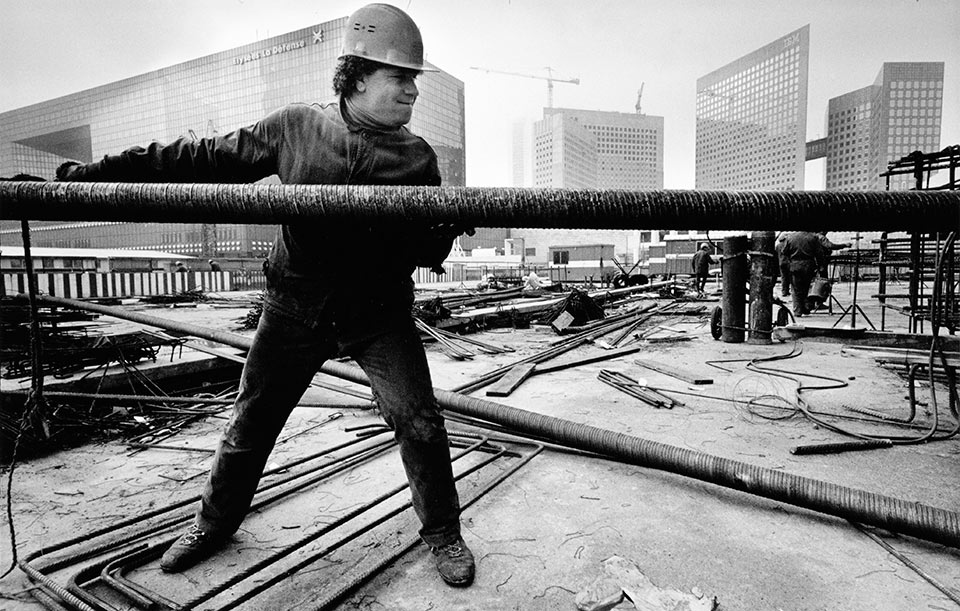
[598,369,683,409]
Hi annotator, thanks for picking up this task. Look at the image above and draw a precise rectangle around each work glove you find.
[56,160,94,181]
[413,223,474,275]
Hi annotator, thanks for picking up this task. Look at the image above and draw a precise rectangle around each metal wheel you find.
[710,306,723,340]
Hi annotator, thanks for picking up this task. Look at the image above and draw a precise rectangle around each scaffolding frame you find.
[877,146,959,333]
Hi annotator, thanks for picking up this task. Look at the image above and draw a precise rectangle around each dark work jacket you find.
[691,250,714,274]
[780,231,826,264]
[70,102,445,339]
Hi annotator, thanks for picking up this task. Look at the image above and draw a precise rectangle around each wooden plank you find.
[633,359,713,385]
[485,362,538,397]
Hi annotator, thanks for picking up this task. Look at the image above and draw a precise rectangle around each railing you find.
[1,271,231,299]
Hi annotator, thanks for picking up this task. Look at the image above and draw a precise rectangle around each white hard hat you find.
[339,3,437,71]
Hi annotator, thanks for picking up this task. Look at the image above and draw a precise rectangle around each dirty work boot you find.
[432,537,475,587]
[160,523,227,573]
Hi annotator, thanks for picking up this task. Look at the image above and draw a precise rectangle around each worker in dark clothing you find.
[56,4,475,587]
[208,259,222,272]
[174,261,188,273]
[779,231,830,317]
[691,243,715,294]
[776,233,791,297]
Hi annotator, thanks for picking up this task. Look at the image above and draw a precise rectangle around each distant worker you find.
[523,270,543,291]
[479,274,503,291]
[209,259,222,272]
[776,233,792,297]
[57,3,474,588]
[779,231,831,317]
[174,261,188,273]
[691,244,715,295]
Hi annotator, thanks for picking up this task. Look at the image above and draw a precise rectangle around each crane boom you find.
[469,66,579,108]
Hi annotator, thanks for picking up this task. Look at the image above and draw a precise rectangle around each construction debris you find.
[545,287,606,328]
[576,556,717,611]
[597,370,683,409]
[2,330,184,379]
[140,287,209,305]
[634,359,713,385]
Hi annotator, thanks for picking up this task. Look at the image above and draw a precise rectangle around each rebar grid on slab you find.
[23,432,539,611]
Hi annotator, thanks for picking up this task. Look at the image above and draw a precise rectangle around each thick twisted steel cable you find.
[2,181,959,231]
[25,294,960,548]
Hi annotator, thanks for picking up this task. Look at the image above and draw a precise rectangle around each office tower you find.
[532,111,598,189]
[696,25,810,190]
[825,62,944,191]
[532,108,664,189]
[516,107,664,266]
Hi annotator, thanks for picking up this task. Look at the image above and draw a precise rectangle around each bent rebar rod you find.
[30,293,960,548]
[2,181,958,231]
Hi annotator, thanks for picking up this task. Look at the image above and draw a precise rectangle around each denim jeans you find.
[195,290,462,547]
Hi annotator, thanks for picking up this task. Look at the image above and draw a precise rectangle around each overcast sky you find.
[1,0,957,189]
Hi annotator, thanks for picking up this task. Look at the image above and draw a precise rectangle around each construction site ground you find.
[1,280,958,611]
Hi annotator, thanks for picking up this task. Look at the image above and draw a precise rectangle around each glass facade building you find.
[696,25,809,190]
[825,62,944,191]
[533,108,664,190]
[532,112,598,189]
[516,107,664,265]
[0,15,466,258]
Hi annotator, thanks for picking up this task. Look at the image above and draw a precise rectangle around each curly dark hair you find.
[333,56,383,97]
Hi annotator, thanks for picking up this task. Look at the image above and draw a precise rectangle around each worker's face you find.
[354,66,420,127]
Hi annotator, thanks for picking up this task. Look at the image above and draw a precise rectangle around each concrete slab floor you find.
[1,284,957,611]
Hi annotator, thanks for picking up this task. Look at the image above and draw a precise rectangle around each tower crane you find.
[636,82,645,115]
[469,66,579,108]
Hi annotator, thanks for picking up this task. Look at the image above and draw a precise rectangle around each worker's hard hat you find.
[339,3,437,71]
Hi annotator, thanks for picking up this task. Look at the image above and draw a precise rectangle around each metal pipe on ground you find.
[748,231,776,345]
[721,235,748,343]
[30,293,960,548]
[2,182,958,231]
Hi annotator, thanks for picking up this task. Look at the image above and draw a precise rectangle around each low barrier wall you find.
[1,271,231,299]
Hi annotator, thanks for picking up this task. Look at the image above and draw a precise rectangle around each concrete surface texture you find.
[1,283,958,611]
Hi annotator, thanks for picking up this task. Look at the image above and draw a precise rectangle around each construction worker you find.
[174,261,188,273]
[208,259,222,272]
[776,233,792,297]
[691,243,715,294]
[523,270,543,291]
[57,3,474,587]
[779,231,831,317]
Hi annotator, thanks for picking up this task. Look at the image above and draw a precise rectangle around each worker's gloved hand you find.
[57,161,103,182]
[412,222,474,275]
[56,160,95,182]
